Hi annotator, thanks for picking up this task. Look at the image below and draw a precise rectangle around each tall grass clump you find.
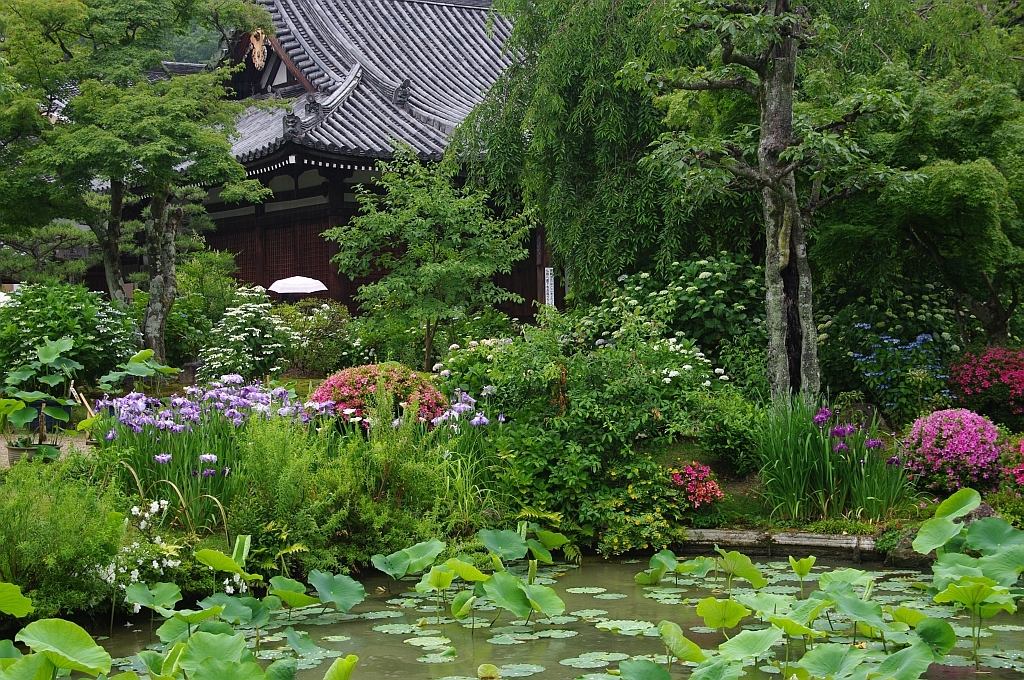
[757,398,914,521]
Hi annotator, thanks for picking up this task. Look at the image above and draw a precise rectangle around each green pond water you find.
[98,557,1024,679]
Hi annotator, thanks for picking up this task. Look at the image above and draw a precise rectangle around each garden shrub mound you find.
[901,408,1004,494]
[311,362,447,422]
[950,347,1024,432]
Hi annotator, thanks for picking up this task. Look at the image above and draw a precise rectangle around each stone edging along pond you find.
[677,528,881,561]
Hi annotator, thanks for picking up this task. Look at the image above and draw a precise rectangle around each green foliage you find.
[0,221,99,283]
[0,456,123,617]
[273,300,361,376]
[695,387,763,477]
[198,287,300,382]
[0,283,137,384]
[323,145,529,370]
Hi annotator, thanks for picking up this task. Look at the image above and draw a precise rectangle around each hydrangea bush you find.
[310,362,447,424]
[671,461,723,508]
[0,283,137,383]
[198,287,299,382]
[901,409,1004,493]
[949,347,1024,431]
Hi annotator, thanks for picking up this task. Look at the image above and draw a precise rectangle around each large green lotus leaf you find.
[239,597,271,628]
[125,583,182,612]
[284,627,323,657]
[913,517,963,555]
[308,571,366,613]
[0,640,22,660]
[719,626,784,661]
[619,658,672,680]
[520,583,564,617]
[156,618,190,645]
[0,399,25,418]
[651,550,678,573]
[268,576,319,608]
[198,620,236,636]
[966,518,1024,555]
[931,553,983,591]
[0,583,33,618]
[788,598,828,627]
[935,488,981,520]
[677,556,714,577]
[478,530,528,561]
[371,552,411,580]
[0,652,54,680]
[161,642,188,676]
[191,658,265,680]
[199,594,253,625]
[444,558,489,582]
[934,576,1003,609]
[656,620,706,663]
[173,607,224,626]
[634,566,668,586]
[690,657,744,680]
[265,658,298,680]
[714,547,767,589]
[109,672,142,680]
[735,592,794,618]
[15,619,112,675]
[450,591,476,619]
[769,616,821,638]
[978,546,1024,587]
[402,538,446,574]
[875,642,934,680]
[195,549,243,576]
[888,607,927,628]
[915,618,956,658]
[789,556,816,579]
[481,572,532,619]
[40,406,68,423]
[535,529,569,550]
[526,539,553,564]
[798,643,867,679]
[416,566,455,594]
[696,597,750,630]
[178,632,247,676]
[818,568,871,590]
[7,406,38,428]
[322,655,359,680]
[136,650,164,676]
[832,593,888,631]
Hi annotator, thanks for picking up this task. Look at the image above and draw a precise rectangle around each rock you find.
[963,502,999,526]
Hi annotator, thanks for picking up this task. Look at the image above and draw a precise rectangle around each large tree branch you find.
[721,38,765,77]
[666,75,759,100]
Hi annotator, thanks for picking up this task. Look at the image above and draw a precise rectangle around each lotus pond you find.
[95,555,1024,680]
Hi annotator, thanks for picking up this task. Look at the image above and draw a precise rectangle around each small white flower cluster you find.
[222,573,248,595]
[130,499,169,531]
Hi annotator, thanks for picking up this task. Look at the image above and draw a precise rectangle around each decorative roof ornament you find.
[250,29,268,70]
[392,79,411,108]
[305,95,323,118]
[283,112,302,141]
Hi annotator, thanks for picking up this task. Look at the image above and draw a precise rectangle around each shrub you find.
[949,347,1024,432]
[671,461,724,508]
[0,456,122,617]
[274,300,370,376]
[696,387,762,477]
[901,409,1004,494]
[310,362,447,423]
[197,287,299,382]
[0,283,137,384]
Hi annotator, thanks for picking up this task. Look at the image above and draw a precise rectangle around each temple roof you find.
[231,0,512,163]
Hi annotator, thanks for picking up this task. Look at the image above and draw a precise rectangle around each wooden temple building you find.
[200,0,558,316]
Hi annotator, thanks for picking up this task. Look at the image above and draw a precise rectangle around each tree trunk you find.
[958,292,1012,346]
[143,191,180,364]
[758,12,820,399]
[92,179,127,305]
[423,318,435,372]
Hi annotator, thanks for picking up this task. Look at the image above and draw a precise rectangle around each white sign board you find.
[544,267,555,306]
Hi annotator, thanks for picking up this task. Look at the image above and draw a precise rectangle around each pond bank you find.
[680,528,880,561]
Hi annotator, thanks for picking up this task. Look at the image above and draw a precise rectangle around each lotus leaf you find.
[818,568,871,590]
[192,658,266,680]
[619,658,672,680]
[322,654,359,680]
[831,593,889,631]
[719,626,784,661]
[888,607,927,628]
[371,552,412,580]
[912,518,963,555]
[195,549,262,582]
[875,642,935,680]
[696,597,750,630]
[417,566,455,594]
[735,592,794,618]
[715,547,768,589]
[481,572,532,620]
[535,529,569,550]
[15,618,112,675]
[478,529,528,561]
[520,583,565,617]
[656,620,707,663]
[789,556,816,579]
[451,591,476,619]
[177,632,247,675]
[308,571,366,613]
[444,559,489,582]
[199,594,252,625]
[915,618,956,657]
[977,546,1024,587]
[239,597,272,628]
[935,488,982,519]
[0,583,33,618]
[172,607,224,626]
[283,627,325,657]
[769,616,822,638]
[269,576,319,608]
[798,643,867,679]
[690,657,744,680]
[125,583,182,615]
[525,539,552,564]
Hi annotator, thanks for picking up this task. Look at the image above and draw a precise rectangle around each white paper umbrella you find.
[268,276,328,294]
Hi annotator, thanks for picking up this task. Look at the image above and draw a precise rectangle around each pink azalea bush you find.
[901,408,1003,493]
[949,347,1024,430]
[310,362,447,423]
[671,461,723,508]
[1008,441,1024,487]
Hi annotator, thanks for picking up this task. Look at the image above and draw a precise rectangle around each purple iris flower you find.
[481,386,497,396]
[833,441,849,452]
[221,374,245,385]
[865,439,885,449]
[451,402,473,415]
[199,453,218,464]
[813,407,832,426]
[105,429,118,441]
[154,454,172,464]
[497,413,507,423]
[222,467,231,477]
[887,455,901,466]
[202,468,217,477]
[470,412,490,426]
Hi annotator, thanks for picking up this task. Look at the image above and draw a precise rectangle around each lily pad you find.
[566,587,607,594]
[593,593,628,600]
[359,610,403,619]
[321,635,351,642]
[571,609,609,618]
[404,636,450,648]
[372,623,417,635]
[535,629,579,638]
[498,663,546,677]
[596,619,656,636]
[417,648,457,663]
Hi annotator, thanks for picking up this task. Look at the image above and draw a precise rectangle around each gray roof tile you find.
[232,0,510,161]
